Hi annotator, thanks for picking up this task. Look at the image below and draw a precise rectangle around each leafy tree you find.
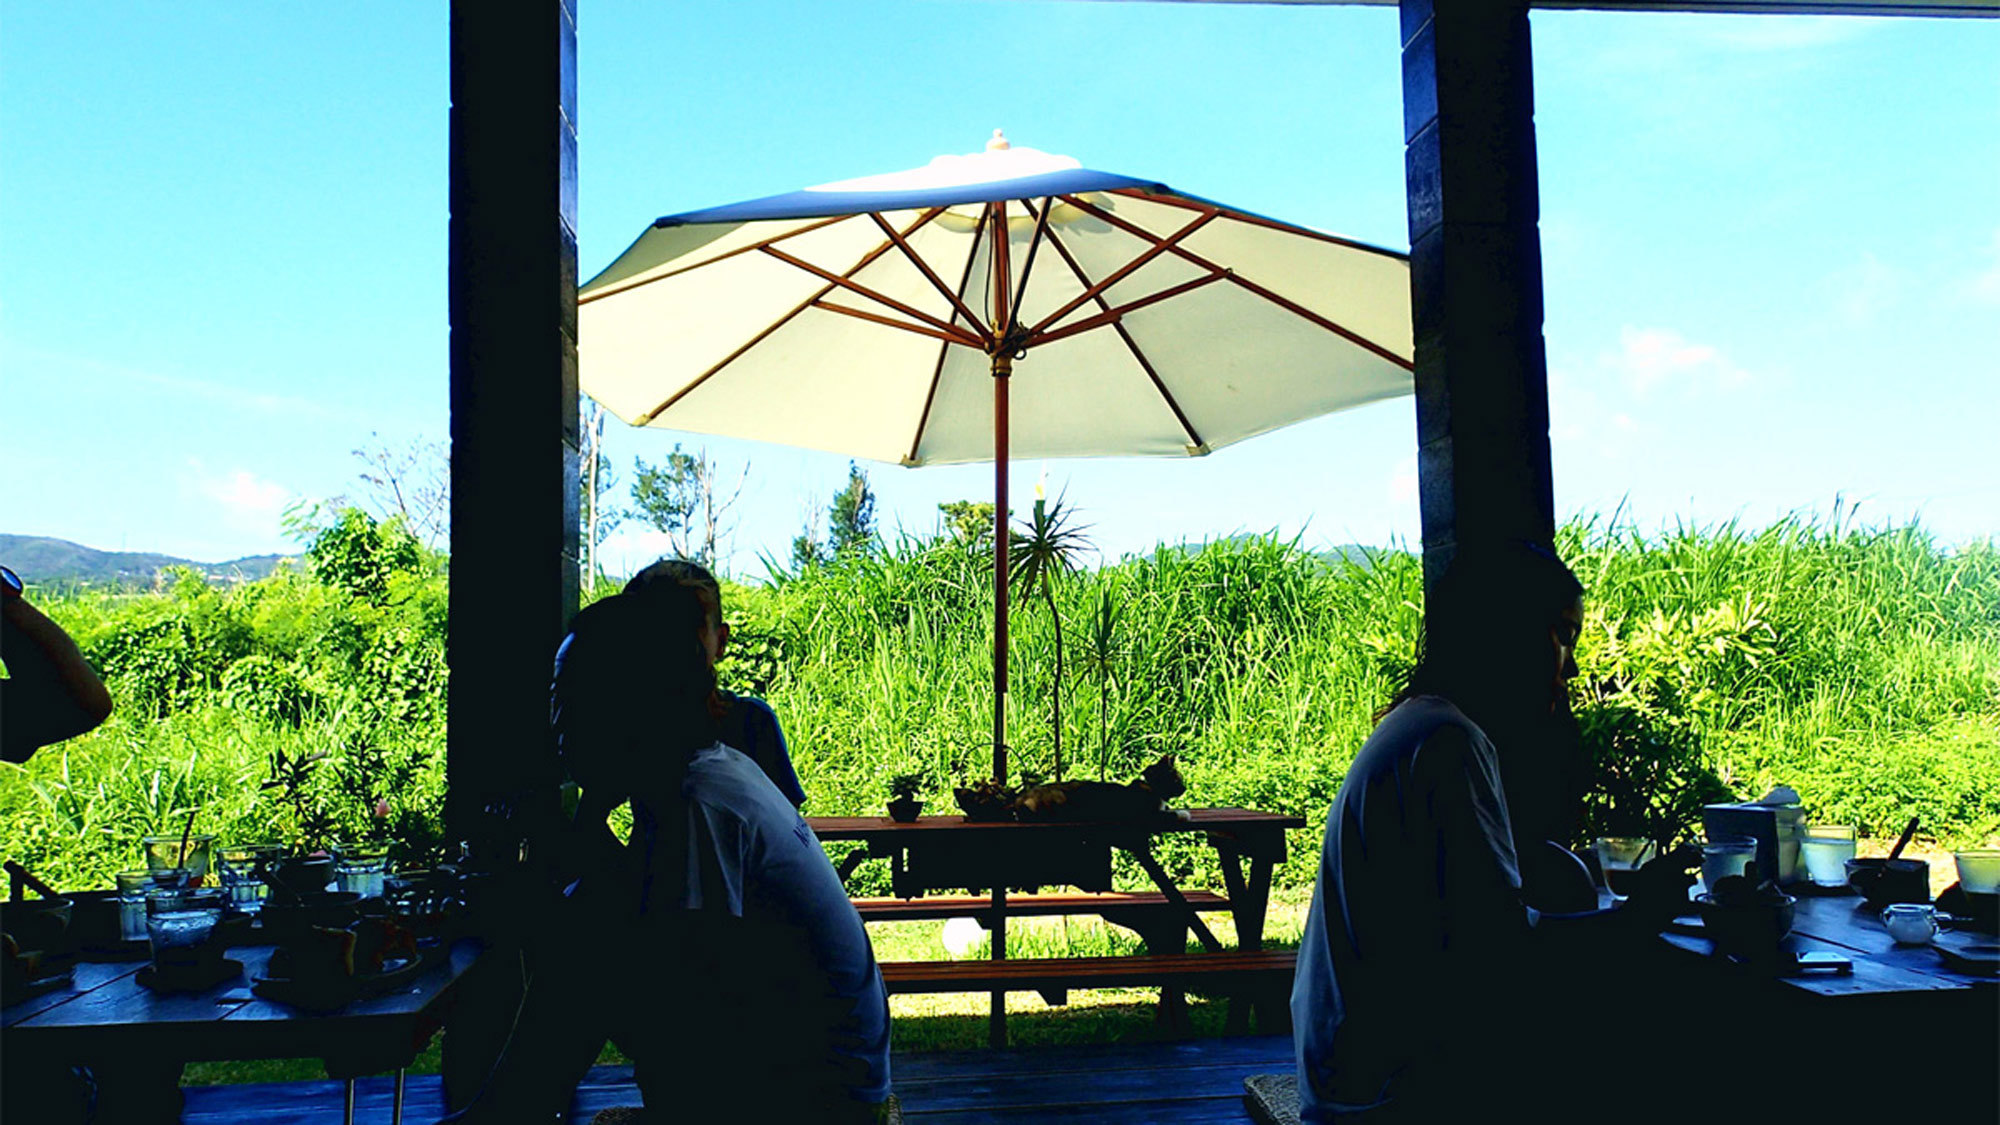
[306,507,425,606]
[828,461,877,558]
[630,444,748,570]
[938,500,996,546]
[790,500,828,571]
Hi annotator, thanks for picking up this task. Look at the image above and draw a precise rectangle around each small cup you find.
[217,844,282,912]
[1701,837,1758,892]
[1595,837,1656,901]
[1881,902,1938,945]
[1800,825,1858,888]
[333,841,390,899]
[115,869,162,942]
[143,834,217,884]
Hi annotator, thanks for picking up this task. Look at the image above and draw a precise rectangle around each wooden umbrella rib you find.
[908,203,994,466]
[1035,223,1205,451]
[1029,270,1228,348]
[1005,197,1056,338]
[760,244,971,341]
[630,212,947,425]
[579,213,856,305]
[868,210,993,350]
[1026,208,1219,338]
[1105,187,1408,260]
[814,300,985,348]
[1062,194,1413,372]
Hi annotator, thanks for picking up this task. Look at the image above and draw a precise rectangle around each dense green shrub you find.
[2,510,1993,896]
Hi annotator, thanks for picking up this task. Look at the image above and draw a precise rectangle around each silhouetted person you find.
[623,559,805,807]
[441,583,890,1124]
[1291,542,1695,1123]
[1,564,112,762]
[1,565,111,1123]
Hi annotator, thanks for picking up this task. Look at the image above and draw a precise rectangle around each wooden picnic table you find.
[2,939,482,1124]
[809,807,1305,1045]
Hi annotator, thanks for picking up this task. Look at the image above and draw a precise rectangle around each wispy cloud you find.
[1604,326,1748,396]
[181,460,294,540]
[1828,252,1909,324]
[3,343,357,422]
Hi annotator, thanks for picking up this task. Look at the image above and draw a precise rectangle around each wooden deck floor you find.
[180,1035,1294,1123]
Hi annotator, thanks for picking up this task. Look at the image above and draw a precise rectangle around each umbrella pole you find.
[992,353,1011,789]
[989,350,1012,1051]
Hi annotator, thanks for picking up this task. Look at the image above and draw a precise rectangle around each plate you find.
[138,957,244,994]
[1934,936,2000,977]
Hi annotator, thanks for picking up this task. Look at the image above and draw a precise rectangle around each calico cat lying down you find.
[1009,754,1192,823]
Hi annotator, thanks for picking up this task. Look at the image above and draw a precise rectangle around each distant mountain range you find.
[0,534,294,589]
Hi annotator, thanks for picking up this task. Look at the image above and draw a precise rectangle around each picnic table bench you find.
[813,807,1305,1042]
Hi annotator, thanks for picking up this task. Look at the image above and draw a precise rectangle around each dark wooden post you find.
[1400,0,1556,587]
[443,3,578,1109]
[447,0,580,834]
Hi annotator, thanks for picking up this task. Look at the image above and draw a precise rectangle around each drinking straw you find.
[178,809,198,869]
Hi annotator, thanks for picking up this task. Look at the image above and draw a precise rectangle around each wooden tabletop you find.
[806,806,1306,841]
[2,939,481,1062]
[1662,890,1996,998]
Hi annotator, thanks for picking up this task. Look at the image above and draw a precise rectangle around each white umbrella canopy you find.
[580,133,1413,466]
[579,132,1414,782]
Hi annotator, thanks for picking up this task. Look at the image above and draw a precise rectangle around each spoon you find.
[1886,816,1919,862]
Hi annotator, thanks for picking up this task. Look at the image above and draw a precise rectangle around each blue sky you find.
[3,3,1994,574]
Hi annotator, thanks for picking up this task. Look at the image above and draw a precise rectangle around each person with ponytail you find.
[442,580,891,1123]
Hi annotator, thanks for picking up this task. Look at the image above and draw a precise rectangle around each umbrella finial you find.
[987,129,1010,151]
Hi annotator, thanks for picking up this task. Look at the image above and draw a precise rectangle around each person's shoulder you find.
[688,744,798,819]
[1357,697,1483,783]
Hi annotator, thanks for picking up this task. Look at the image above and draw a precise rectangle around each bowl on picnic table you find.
[1696,887,1796,961]
[1845,857,1929,910]
[0,896,75,958]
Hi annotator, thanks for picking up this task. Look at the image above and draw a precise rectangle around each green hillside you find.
[0,533,292,589]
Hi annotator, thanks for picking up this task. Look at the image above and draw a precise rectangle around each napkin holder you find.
[1703,803,1806,886]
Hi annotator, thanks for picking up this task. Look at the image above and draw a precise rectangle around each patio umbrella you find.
[579,132,1414,784]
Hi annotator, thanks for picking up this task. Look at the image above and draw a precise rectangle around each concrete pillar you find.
[1400,0,1556,588]
[446,0,580,839]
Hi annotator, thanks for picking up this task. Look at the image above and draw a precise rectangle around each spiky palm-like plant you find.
[1010,493,1093,782]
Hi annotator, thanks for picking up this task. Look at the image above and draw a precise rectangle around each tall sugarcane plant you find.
[1010,493,1092,782]
[1076,583,1124,780]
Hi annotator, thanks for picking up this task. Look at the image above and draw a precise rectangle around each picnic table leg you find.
[988,885,1007,1048]
[1124,845,1224,954]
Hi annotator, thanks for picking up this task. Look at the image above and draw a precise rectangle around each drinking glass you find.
[217,844,281,912]
[145,886,224,969]
[1952,849,2000,895]
[1594,837,1655,901]
[1800,825,1858,887]
[114,869,161,942]
[1701,837,1758,892]
[143,834,217,885]
[334,841,390,898]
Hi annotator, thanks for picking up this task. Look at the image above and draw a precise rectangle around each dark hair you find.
[625,558,722,627]
[1384,540,1584,721]
[551,589,720,797]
